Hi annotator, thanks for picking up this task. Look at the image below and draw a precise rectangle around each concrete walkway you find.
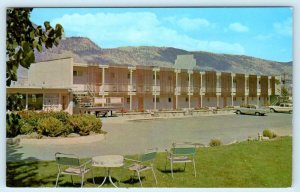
[7,113,292,161]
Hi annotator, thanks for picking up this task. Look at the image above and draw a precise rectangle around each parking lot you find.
[7,113,292,161]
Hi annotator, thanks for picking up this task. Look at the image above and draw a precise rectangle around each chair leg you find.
[171,161,174,178]
[193,159,196,177]
[91,167,95,184]
[152,167,158,184]
[55,173,60,187]
[81,174,85,188]
[137,171,143,187]
[71,175,74,185]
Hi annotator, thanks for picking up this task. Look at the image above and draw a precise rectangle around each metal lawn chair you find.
[165,142,197,178]
[124,149,158,187]
[55,152,95,187]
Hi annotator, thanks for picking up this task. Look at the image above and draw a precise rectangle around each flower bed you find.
[6,111,103,138]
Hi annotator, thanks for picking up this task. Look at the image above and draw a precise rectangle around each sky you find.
[31,7,293,62]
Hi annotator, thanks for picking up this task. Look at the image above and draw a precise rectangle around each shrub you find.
[47,111,70,123]
[19,119,35,134]
[263,129,277,139]
[36,117,65,137]
[209,138,222,147]
[68,115,102,136]
[6,113,21,137]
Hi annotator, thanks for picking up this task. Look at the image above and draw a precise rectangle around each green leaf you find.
[44,21,51,31]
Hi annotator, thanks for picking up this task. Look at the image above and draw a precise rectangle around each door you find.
[138,96,144,111]
[223,97,227,107]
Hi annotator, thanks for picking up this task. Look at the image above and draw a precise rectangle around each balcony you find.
[128,84,136,92]
[257,88,261,96]
[188,86,194,93]
[175,87,181,95]
[152,85,160,95]
[231,87,236,93]
[245,88,249,96]
[216,87,221,93]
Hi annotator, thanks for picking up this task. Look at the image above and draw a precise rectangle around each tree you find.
[6,8,64,86]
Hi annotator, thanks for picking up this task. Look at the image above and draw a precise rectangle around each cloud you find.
[254,34,273,40]
[51,12,245,55]
[273,17,292,36]
[177,17,211,31]
[228,22,249,32]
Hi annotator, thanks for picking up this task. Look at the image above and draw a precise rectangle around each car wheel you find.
[255,112,260,116]
[236,110,241,115]
[270,108,275,113]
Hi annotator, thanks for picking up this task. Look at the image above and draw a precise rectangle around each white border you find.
[0,1,299,192]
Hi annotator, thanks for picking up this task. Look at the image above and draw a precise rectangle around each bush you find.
[36,117,65,137]
[68,115,102,136]
[47,111,70,123]
[19,119,35,134]
[263,129,277,139]
[6,113,21,137]
[209,138,222,147]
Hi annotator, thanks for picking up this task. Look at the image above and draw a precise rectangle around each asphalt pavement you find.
[7,113,292,161]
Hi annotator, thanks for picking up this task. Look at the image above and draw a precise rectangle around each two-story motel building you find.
[7,55,281,114]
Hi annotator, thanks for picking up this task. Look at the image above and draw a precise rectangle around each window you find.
[127,73,130,79]
[73,70,83,76]
[207,97,210,102]
[168,97,172,102]
[153,97,160,103]
[234,97,237,101]
[168,76,172,81]
[127,98,130,103]
[28,94,43,110]
[153,74,160,80]
[186,97,188,102]
[111,73,115,78]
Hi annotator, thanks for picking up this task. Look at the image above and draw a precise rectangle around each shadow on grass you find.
[6,143,54,187]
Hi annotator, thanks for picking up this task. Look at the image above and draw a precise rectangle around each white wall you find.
[29,58,73,88]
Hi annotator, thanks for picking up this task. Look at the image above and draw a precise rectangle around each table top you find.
[92,155,124,168]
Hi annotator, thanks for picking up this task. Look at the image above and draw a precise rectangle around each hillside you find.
[33,37,292,77]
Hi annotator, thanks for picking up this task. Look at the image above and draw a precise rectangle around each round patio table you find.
[92,155,124,188]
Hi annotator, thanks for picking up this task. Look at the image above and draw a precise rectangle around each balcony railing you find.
[152,85,160,92]
[231,87,236,93]
[268,88,272,95]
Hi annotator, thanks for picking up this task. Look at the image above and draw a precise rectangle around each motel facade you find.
[7,55,281,114]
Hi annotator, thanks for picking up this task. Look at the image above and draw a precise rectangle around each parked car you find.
[235,105,269,116]
[269,103,293,113]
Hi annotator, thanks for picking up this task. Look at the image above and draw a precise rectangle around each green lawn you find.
[7,136,292,188]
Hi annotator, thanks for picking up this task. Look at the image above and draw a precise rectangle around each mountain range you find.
[34,37,292,78]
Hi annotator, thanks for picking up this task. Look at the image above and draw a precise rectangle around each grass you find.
[7,136,292,188]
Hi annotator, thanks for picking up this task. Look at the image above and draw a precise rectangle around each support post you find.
[154,70,157,110]
[25,93,28,110]
[188,72,191,109]
[102,67,105,106]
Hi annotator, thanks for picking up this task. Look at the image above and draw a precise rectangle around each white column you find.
[58,93,61,110]
[245,76,247,105]
[154,70,157,110]
[200,73,203,108]
[42,93,45,111]
[175,71,178,109]
[101,67,106,107]
[130,95,132,111]
[217,95,219,108]
[129,69,133,111]
[231,74,234,106]
[188,72,191,109]
[25,93,28,110]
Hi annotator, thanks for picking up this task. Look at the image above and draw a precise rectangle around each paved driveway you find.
[7,113,292,161]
